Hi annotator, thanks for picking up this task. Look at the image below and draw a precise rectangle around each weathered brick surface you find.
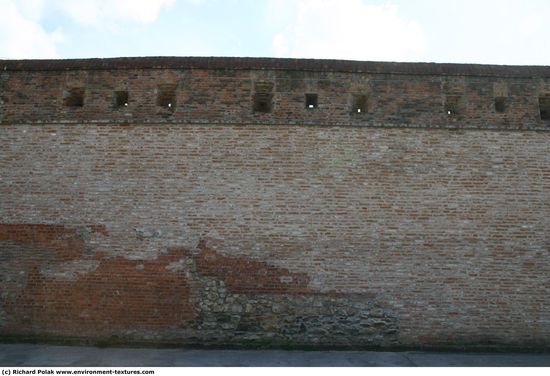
[0,57,549,349]
[1,57,550,129]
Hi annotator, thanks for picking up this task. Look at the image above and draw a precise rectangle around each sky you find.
[0,0,549,65]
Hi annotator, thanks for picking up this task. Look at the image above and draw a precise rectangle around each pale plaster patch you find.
[40,260,100,280]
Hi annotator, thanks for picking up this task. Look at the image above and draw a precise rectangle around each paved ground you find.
[0,344,549,367]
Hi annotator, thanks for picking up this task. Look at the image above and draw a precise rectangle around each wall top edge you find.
[2,56,550,78]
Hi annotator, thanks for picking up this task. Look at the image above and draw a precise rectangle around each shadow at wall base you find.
[0,334,548,353]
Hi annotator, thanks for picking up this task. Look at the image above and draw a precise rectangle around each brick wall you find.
[0,58,549,349]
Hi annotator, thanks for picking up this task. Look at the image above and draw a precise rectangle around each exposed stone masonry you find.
[176,242,398,347]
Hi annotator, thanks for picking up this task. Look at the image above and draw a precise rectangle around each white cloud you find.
[412,0,550,65]
[16,0,46,21]
[0,0,63,58]
[54,0,175,26]
[0,0,176,59]
[270,0,426,62]
[272,33,289,56]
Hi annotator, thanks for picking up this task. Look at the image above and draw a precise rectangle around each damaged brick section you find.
[0,224,107,259]
[0,223,102,307]
[0,224,193,337]
[183,241,399,347]
[1,226,398,347]
[3,252,194,336]
[193,240,310,294]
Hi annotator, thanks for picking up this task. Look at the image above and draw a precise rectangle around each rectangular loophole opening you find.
[115,90,129,108]
[352,94,368,114]
[64,87,85,107]
[494,97,508,113]
[157,84,177,111]
[539,94,550,120]
[305,93,318,109]
[445,95,463,116]
[253,82,274,113]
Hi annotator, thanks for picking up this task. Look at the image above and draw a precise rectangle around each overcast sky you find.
[0,0,549,65]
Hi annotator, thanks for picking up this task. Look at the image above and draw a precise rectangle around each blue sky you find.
[1,0,549,65]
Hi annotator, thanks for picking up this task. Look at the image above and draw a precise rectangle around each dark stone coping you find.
[1,57,550,78]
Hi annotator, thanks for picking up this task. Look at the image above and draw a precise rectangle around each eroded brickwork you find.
[0,58,549,349]
[1,57,550,129]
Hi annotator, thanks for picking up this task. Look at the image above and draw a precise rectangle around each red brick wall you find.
[0,58,549,349]
[1,58,549,130]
